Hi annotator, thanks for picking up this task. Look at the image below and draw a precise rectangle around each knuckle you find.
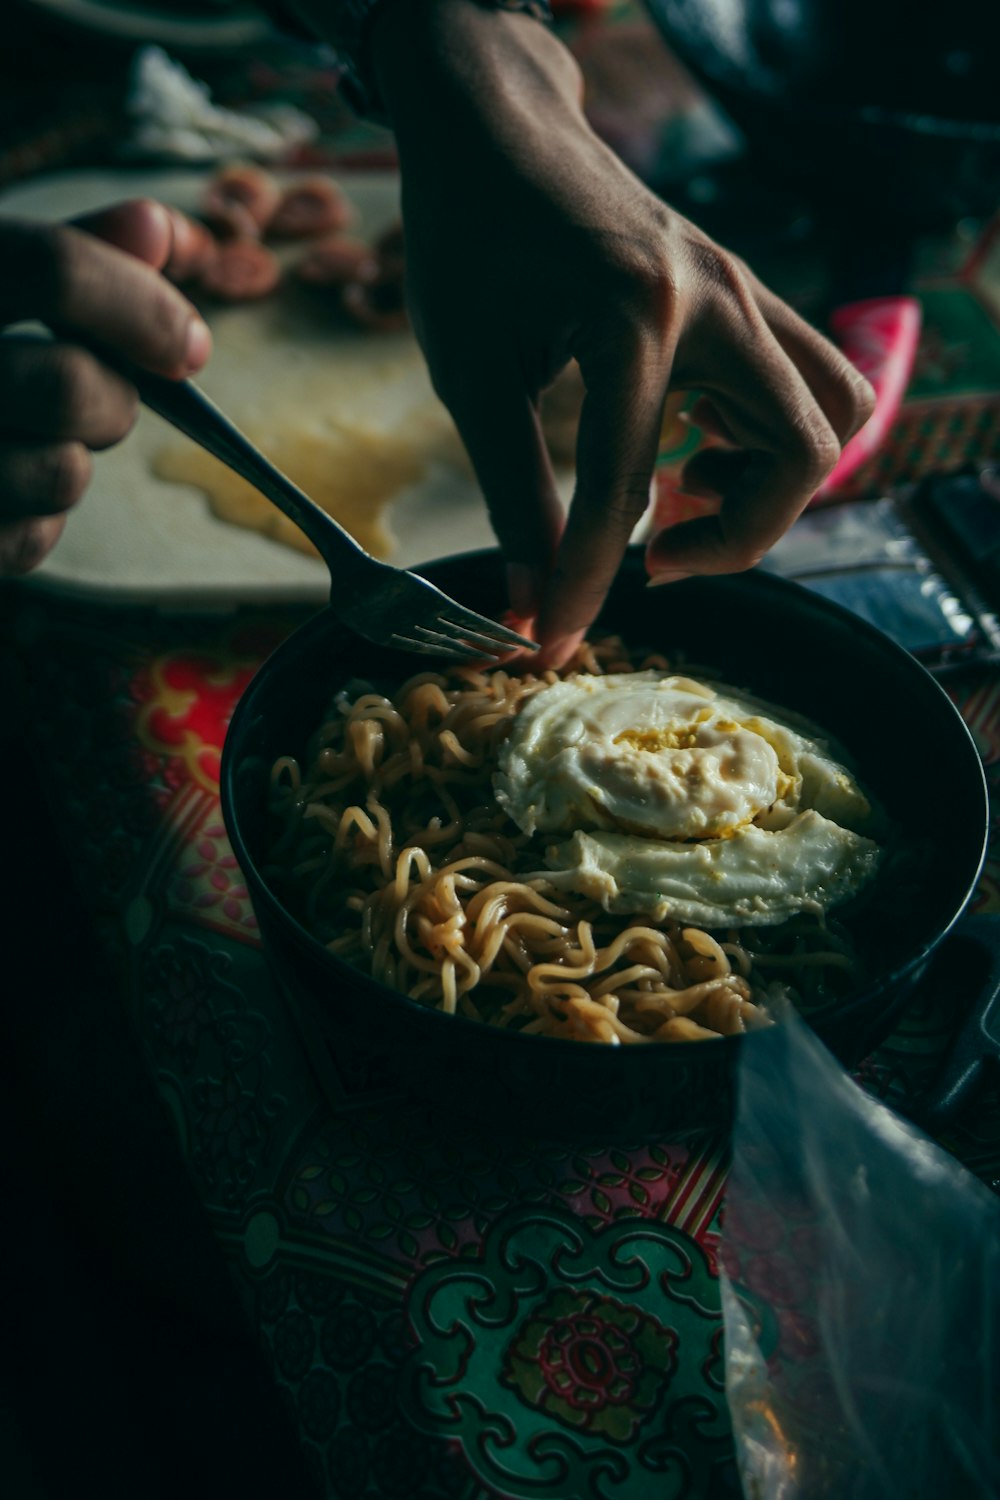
[692,242,752,309]
[31,224,81,321]
[46,344,97,433]
[626,253,679,337]
[821,344,876,438]
[147,280,193,368]
[632,245,676,302]
[0,518,53,577]
[808,422,842,476]
[726,541,765,573]
[95,380,140,448]
[605,481,654,529]
[41,346,138,446]
[119,384,141,439]
[785,411,841,480]
[845,370,876,430]
[49,441,92,510]
[575,472,651,528]
[595,231,678,338]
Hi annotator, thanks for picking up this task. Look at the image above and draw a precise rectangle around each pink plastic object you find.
[813,294,922,501]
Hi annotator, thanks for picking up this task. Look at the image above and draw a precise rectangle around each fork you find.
[110,356,538,664]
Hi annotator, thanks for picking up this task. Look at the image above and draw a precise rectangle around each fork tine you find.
[389,632,488,662]
[438,608,539,651]
[387,632,451,656]
[414,621,519,655]
[409,625,503,661]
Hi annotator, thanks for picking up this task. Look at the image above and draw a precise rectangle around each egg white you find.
[494,672,881,927]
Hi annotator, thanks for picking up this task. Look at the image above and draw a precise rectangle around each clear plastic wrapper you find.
[721,1001,1000,1499]
[760,479,1000,672]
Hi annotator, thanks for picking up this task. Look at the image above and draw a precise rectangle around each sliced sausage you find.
[201,163,281,234]
[269,177,355,239]
[197,239,281,302]
[342,273,408,332]
[294,236,378,287]
[202,200,262,243]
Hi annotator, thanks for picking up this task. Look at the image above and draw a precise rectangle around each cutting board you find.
[1,168,550,606]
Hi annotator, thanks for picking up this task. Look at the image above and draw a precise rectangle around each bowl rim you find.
[221,552,990,1057]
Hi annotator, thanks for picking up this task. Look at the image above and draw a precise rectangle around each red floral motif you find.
[502,1287,677,1443]
[542,1317,635,1408]
[135,649,260,793]
[169,818,257,933]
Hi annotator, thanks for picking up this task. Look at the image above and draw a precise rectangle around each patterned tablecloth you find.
[3,16,1000,1495]
[8,574,1000,1500]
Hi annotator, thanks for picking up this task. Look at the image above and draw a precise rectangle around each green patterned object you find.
[401,1206,736,1499]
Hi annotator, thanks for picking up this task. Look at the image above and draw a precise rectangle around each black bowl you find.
[222,550,988,1141]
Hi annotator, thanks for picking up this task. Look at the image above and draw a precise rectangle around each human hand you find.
[366,0,874,665]
[0,199,212,576]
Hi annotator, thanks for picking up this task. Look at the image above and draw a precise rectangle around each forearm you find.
[289,0,565,127]
[374,0,573,125]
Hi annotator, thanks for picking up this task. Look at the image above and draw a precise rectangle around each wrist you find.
[371,0,578,143]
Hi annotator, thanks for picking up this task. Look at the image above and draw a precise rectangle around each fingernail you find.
[646,570,690,588]
[184,315,212,373]
[506,562,542,619]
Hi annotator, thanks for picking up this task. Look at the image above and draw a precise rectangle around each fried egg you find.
[494,673,881,927]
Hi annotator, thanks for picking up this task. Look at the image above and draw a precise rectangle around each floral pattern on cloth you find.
[12,595,1000,1499]
[135,649,259,793]
[502,1287,679,1441]
[509,1290,674,1435]
[398,1206,733,1498]
[166,817,258,939]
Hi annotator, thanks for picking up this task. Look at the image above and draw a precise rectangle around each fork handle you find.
[123,360,372,575]
[14,329,369,577]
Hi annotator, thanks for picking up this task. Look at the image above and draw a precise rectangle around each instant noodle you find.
[264,637,869,1044]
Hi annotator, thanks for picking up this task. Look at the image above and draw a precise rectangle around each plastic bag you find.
[721,1000,1000,1499]
[125,47,317,163]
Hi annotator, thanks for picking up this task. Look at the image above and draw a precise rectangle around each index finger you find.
[73,199,219,284]
[0,218,209,379]
[647,321,840,578]
[535,343,669,667]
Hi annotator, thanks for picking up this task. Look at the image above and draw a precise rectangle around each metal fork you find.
[121,360,537,663]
